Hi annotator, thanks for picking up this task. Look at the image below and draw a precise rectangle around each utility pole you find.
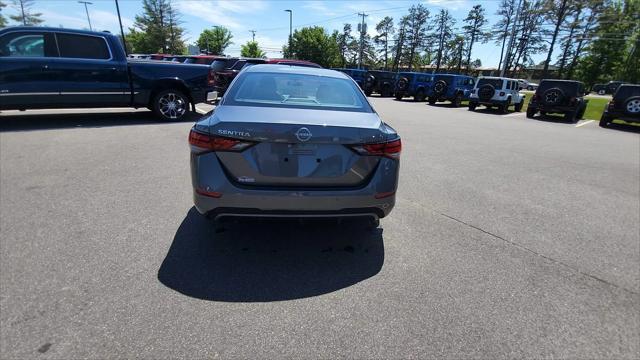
[19,0,25,25]
[78,1,93,31]
[114,0,127,56]
[357,12,368,69]
[284,9,292,58]
[501,0,522,77]
[249,30,256,42]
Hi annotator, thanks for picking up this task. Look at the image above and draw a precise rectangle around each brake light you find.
[189,129,255,153]
[353,138,402,159]
[207,69,215,86]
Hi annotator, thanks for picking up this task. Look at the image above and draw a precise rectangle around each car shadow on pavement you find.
[157,207,385,302]
[0,110,202,132]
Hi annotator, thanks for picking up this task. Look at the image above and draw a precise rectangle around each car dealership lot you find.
[1,99,638,358]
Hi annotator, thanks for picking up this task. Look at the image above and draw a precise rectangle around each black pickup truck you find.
[0,27,215,121]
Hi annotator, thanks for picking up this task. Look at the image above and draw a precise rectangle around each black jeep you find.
[367,70,396,97]
[526,80,588,122]
[599,84,640,127]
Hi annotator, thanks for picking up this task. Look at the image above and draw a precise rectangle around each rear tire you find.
[514,101,523,112]
[366,217,380,230]
[414,89,426,102]
[564,110,578,123]
[526,108,535,119]
[365,89,373,97]
[599,114,612,127]
[452,93,462,107]
[428,97,437,105]
[468,102,477,111]
[395,93,403,101]
[152,89,190,121]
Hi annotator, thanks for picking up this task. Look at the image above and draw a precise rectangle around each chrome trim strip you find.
[214,213,379,221]
[0,92,59,96]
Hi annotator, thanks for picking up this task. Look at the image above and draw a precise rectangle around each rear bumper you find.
[603,110,640,123]
[190,152,399,219]
[470,97,509,106]
[529,103,577,113]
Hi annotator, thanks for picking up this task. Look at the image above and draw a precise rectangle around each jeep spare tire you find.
[542,88,565,106]
[433,80,447,95]
[397,77,409,90]
[478,84,495,101]
[624,97,640,115]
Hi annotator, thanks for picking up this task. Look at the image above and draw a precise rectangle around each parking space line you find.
[575,120,595,127]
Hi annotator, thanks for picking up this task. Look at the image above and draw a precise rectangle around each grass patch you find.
[518,91,609,120]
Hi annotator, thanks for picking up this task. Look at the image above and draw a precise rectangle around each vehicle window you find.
[477,78,503,88]
[211,59,236,71]
[232,60,247,70]
[469,79,475,86]
[56,33,110,59]
[183,58,195,64]
[615,86,640,98]
[226,72,372,113]
[0,32,56,57]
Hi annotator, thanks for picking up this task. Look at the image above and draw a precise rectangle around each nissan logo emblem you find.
[295,127,312,142]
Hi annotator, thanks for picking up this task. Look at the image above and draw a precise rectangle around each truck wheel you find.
[599,114,611,127]
[452,93,462,107]
[414,90,426,102]
[153,89,189,121]
[365,89,373,97]
[526,108,535,119]
[428,97,437,105]
[395,93,403,101]
[564,110,578,123]
[514,101,523,112]
[468,102,477,111]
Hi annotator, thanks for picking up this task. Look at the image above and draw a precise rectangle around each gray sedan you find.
[189,64,401,228]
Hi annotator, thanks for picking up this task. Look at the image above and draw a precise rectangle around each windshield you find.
[224,72,372,112]
[477,78,504,88]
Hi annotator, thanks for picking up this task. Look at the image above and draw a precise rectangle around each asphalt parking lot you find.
[1,99,638,358]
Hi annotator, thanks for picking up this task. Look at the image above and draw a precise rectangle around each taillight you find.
[189,129,255,153]
[207,69,215,86]
[352,138,402,159]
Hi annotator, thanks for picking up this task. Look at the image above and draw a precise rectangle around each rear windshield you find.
[615,85,640,98]
[477,78,503,88]
[539,81,579,93]
[224,72,372,113]
[211,59,237,71]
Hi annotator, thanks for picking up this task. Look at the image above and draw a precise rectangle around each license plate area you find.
[288,143,317,156]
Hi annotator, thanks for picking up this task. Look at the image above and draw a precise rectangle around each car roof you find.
[243,64,349,79]
[618,84,640,89]
[0,25,114,37]
[540,79,583,84]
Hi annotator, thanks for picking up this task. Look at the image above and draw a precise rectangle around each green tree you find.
[405,4,431,71]
[493,0,517,71]
[336,23,356,67]
[374,16,394,70]
[125,29,154,54]
[391,15,409,71]
[576,0,640,85]
[10,0,42,26]
[463,5,489,72]
[240,40,266,58]
[540,0,573,78]
[133,0,185,54]
[0,1,8,28]
[433,9,455,72]
[282,26,340,68]
[197,26,233,55]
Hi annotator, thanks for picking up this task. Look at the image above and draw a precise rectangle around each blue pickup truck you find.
[0,27,215,121]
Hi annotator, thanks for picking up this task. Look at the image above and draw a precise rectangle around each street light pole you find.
[78,1,93,31]
[284,9,292,58]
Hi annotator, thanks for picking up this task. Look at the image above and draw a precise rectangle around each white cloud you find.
[303,1,338,16]
[424,0,468,11]
[176,0,268,30]
[39,9,133,33]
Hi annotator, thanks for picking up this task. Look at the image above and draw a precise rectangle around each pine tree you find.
[433,9,455,73]
[405,4,431,71]
[133,0,185,54]
[391,16,409,71]
[463,5,489,73]
[10,0,42,26]
[374,17,394,70]
[493,0,517,71]
[541,0,573,78]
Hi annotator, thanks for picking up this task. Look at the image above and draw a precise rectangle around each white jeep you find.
[469,76,526,113]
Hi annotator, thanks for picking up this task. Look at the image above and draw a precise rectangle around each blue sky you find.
[2,0,544,67]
